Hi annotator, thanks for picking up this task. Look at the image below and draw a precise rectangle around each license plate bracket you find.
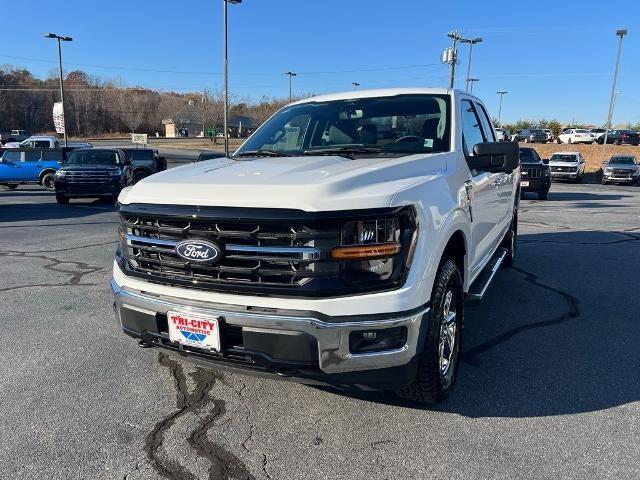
[167,310,221,352]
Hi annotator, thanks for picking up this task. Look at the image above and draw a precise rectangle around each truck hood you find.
[120,153,448,211]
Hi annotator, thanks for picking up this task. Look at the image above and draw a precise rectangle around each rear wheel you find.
[395,258,463,405]
[55,194,68,204]
[5,184,18,190]
[538,190,548,200]
[41,172,56,191]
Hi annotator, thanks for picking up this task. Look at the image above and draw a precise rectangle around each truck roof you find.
[290,87,470,106]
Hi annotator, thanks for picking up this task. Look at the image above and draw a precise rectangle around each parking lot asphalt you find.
[1,181,639,480]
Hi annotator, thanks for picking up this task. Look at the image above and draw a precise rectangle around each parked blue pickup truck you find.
[0,148,68,191]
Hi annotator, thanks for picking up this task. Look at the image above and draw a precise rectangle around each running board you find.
[467,248,507,301]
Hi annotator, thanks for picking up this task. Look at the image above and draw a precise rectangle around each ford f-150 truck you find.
[111,88,520,404]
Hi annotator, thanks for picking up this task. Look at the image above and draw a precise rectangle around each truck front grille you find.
[119,207,344,294]
[523,167,543,178]
[551,166,575,172]
[65,170,112,184]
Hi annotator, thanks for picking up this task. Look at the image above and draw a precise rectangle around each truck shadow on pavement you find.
[330,229,640,418]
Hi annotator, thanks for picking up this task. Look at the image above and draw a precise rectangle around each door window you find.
[24,151,41,163]
[1,151,22,163]
[460,100,486,156]
[475,103,496,142]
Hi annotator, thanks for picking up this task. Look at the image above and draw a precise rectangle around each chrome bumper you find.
[111,279,429,374]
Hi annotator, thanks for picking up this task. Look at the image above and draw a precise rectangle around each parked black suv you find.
[519,147,551,200]
[54,148,133,204]
[120,148,167,180]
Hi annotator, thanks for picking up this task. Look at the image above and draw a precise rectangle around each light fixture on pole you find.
[496,91,508,126]
[461,37,482,92]
[352,82,360,91]
[467,78,479,93]
[45,32,72,147]
[601,28,627,160]
[285,71,297,102]
[223,0,242,157]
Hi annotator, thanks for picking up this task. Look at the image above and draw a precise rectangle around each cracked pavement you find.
[1,183,639,479]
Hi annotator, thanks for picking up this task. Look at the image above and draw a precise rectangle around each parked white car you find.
[542,129,553,142]
[112,88,520,405]
[556,129,594,144]
[548,151,586,183]
[2,135,93,149]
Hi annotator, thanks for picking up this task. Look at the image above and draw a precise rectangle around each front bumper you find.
[603,173,638,183]
[54,179,122,197]
[111,279,429,388]
[520,177,550,192]
[550,171,578,180]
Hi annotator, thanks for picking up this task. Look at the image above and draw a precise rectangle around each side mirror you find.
[543,159,549,165]
[469,141,519,173]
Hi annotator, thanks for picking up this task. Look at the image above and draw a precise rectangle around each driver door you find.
[460,99,504,278]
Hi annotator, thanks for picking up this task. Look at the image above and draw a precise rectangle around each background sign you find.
[131,133,148,145]
[52,102,65,134]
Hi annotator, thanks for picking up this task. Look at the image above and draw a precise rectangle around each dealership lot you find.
[1,182,639,479]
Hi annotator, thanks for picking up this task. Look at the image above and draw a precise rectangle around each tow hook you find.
[138,339,154,349]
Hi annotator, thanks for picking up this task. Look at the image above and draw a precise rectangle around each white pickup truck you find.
[2,135,92,149]
[112,88,520,404]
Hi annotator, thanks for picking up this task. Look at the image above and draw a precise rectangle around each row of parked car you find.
[519,147,639,200]
[0,144,167,203]
[496,128,640,145]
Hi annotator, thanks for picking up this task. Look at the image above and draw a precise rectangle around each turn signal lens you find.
[331,242,401,260]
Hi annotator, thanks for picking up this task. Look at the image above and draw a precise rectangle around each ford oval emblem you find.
[175,239,223,265]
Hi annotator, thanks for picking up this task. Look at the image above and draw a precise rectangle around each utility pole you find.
[285,71,297,102]
[461,37,483,92]
[223,0,242,157]
[601,29,627,161]
[202,92,207,140]
[446,31,464,89]
[496,91,508,126]
[45,33,72,147]
[352,82,360,91]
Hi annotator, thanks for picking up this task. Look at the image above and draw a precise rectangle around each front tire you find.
[5,183,18,190]
[501,211,517,268]
[538,190,548,200]
[395,258,463,405]
[41,172,56,191]
[55,194,68,204]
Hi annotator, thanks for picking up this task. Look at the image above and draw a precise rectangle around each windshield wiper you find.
[234,149,293,158]
[302,146,383,156]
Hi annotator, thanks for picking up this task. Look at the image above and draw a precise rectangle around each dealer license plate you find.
[521,181,530,187]
[168,311,221,351]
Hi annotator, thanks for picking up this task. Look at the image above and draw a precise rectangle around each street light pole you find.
[352,82,360,91]
[462,37,483,92]
[601,29,627,160]
[223,0,242,157]
[285,71,297,102]
[467,78,479,93]
[45,33,72,147]
[497,91,508,126]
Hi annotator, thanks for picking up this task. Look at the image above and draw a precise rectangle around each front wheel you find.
[395,258,463,405]
[41,172,56,191]
[5,183,18,190]
[538,190,549,200]
[501,211,517,268]
[55,194,68,204]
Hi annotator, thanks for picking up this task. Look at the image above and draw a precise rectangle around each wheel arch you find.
[38,168,57,184]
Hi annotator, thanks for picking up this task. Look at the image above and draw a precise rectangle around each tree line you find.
[0,66,292,137]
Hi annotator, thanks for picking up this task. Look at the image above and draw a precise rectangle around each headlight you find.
[331,209,417,285]
[55,170,66,178]
[110,169,122,176]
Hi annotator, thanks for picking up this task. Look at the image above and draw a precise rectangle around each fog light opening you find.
[349,326,407,354]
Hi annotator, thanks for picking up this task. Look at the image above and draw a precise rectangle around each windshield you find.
[66,150,119,166]
[235,94,451,157]
[609,157,636,165]
[123,150,154,162]
[575,129,590,133]
[519,149,540,163]
[550,154,578,162]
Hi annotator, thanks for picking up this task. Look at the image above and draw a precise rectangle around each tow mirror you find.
[469,141,519,173]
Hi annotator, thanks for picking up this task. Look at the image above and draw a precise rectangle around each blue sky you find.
[3,0,639,125]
